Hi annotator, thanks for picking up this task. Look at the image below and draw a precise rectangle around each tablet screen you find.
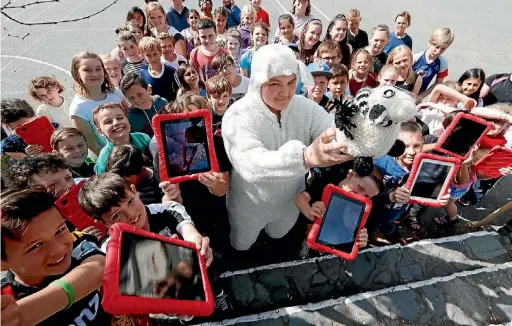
[119,233,205,301]
[160,118,211,177]
[440,116,488,156]
[316,193,365,253]
[410,160,452,200]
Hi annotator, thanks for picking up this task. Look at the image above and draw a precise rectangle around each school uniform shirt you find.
[35,97,73,128]
[231,75,250,102]
[101,201,194,252]
[161,54,188,70]
[383,32,413,55]
[255,8,270,27]
[0,122,59,155]
[69,89,125,149]
[1,232,112,326]
[347,29,369,51]
[128,95,168,138]
[140,64,181,102]
[166,6,190,32]
[371,52,388,74]
[94,132,152,174]
[70,157,96,178]
[483,73,512,106]
[349,72,378,95]
[121,58,149,77]
[413,51,449,92]
[190,47,229,81]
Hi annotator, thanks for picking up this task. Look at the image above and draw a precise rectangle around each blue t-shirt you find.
[94,132,152,174]
[413,51,449,92]
[240,49,254,78]
[225,4,241,28]
[166,7,190,32]
[140,64,181,102]
[383,32,413,55]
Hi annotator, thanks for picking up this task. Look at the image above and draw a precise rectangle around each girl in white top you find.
[29,76,73,128]
[146,2,187,57]
[69,52,129,156]
[274,0,315,39]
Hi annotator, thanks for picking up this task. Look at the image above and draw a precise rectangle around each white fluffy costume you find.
[222,44,334,250]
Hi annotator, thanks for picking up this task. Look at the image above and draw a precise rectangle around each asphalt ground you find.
[1,0,511,225]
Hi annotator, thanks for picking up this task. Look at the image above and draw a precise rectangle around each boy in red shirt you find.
[190,19,228,81]
[251,0,269,27]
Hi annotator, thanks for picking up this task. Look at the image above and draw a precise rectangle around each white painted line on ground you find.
[0,55,71,76]
[209,262,512,325]
[1,1,60,40]
[1,0,89,72]
[310,3,330,21]
[268,0,288,14]
[219,230,498,278]
[51,28,112,32]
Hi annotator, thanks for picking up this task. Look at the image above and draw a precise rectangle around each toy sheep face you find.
[358,86,417,127]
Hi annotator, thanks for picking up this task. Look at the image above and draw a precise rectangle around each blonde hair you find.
[347,8,361,19]
[429,27,454,48]
[71,52,114,97]
[387,45,416,85]
[395,11,411,25]
[50,127,87,151]
[370,24,390,39]
[166,94,210,114]
[138,36,161,55]
[145,2,167,35]
[240,4,256,20]
[379,64,399,78]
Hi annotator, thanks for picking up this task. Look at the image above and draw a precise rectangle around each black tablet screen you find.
[440,116,488,156]
[410,161,452,199]
[160,118,211,177]
[316,193,365,253]
[119,233,205,301]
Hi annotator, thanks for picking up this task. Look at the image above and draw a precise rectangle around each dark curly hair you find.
[3,153,70,190]
[1,98,35,124]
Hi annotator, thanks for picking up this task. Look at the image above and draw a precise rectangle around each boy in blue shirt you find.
[383,11,413,55]
[413,27,454,101]
[166,0,190,32]
[223,0,241,28]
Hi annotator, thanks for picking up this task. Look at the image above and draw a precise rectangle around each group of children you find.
[2,0,512,325]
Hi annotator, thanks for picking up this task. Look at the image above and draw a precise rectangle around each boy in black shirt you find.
[346,9,369,51]
[1,188,112,325]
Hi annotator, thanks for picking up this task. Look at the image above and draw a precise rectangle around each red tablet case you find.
[102,223,215,316]
[14,116,55,153]
[54,180,107,237]
[474,146,512,179]
[306,184,372,261]
[152,110,220,184]
[404,153,461,208]
[434,112,491,160]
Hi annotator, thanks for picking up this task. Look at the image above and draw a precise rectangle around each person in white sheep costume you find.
[330,86,417,166]
[222,44,354,251]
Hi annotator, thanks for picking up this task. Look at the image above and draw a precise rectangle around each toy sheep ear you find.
[387,139,405,157]
[368,104,393,127]
[353,156,374,177]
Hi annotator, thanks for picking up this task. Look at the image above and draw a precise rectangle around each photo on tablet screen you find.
[440,116,488,157]
[316,193,365,253]
[119,233,205,301]
[160,118,211,177]
[409,159,454,201]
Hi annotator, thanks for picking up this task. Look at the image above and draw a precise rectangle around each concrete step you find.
[151,231,512,325]
[211,262,512,326]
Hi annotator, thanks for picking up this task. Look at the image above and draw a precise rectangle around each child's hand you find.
[463,98,477,110]
[355,228,368,247]
[198,172,226,188]
[438,190,451,207]
[416,102,433,111]
[463,146,478,165]
[499,166,512,176]
[191,235,213,267]
[391,187,410,204]
[81,226,104,242]
[308,201,325,221]
[160,181,181,202]
[24,144,43,156]
[1,295,21,326]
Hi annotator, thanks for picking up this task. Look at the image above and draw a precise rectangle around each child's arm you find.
[160,181,183,203]
[470,107,512,124]
[429,84,476,109]
[174,39,187,58]
[12,254,105,325]
[178,223,213,267]
[71,117,103,155]
[198,171,229,197]
[411,75,423,96]
[295,192,312,218]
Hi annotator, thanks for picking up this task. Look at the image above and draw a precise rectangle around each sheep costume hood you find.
[221,44,335,250]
